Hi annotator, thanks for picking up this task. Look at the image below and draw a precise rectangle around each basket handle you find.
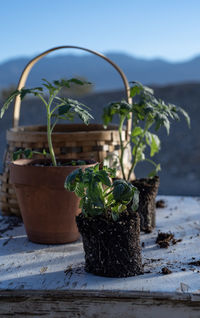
[13,45,132,139]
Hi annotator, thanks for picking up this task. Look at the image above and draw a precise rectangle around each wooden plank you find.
[0,290,200,318]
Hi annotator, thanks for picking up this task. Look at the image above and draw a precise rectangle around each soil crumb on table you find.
[156,199,166,208]
[156,232,174,248]
[188,260,200,266]
[161,267,172,275]
[172,238,182,245]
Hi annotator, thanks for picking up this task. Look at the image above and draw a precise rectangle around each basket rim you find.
[6,123,126,142]
[8,123,123,133]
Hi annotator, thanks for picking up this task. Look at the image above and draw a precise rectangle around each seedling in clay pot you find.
[65,164,143,278]
[1,78,93,166]
[0,79,96,244]
[103,81,190,232]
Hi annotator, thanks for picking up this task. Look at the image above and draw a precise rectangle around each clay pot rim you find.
[10,158,97,169]
[10,158,97,188]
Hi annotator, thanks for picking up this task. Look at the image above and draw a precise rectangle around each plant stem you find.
[37,92,57,166]
[119,116,126,180]
[127,134,143,181]
[47,109,57,166]
[127,122,153,181]
[45,89,62,167]
[50,102,64,116]
[37,93,48,107]
[50,118,58,134]
[145,158,157,167]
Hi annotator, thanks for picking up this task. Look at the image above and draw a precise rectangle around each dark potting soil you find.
[132,176,160,233]
[76,209,144,278]
[30,159,95,167]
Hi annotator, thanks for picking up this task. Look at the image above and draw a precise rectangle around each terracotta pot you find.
[76,208,143,278]
[132,176,160,233]
[10,159,96,244]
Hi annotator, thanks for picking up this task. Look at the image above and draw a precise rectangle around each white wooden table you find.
[0,196,200,317]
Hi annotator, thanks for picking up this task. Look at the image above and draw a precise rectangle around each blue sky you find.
[0,0,200,63]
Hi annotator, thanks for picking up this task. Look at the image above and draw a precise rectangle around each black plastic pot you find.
[76,208,143,278]
[132,176,160,233]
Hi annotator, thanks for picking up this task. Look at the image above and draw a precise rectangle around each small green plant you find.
[0,78,93,166]
[103,81,190,181]
[65,164,139,221]
[12,148,49,161]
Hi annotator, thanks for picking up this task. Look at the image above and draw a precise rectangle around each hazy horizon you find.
[1,49,200,67]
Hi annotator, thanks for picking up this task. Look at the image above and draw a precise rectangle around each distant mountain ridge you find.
[1,52,200,91]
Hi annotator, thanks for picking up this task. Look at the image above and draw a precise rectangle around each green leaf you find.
[12,149,23,161]
[178,107,191,128]
[75,105,93,125]
[94,163,100,171]
[131,126,143,137]
[117,204,127,213]
[130,85,142,98]
[0,89,20,118]
[42,78,54,89]
[113,179,134,203]
[148,163,161,178]
[150,135,160,156]
[64,168,82,191]
[130,81,154,97]
[145,132,160,157]
[102,100,132,127]
[24,148,33,158]
[132,143,146,162]
[131,187,140,211]
[58,104,71,115]
[155,114,170,134]
[20,87,43,100]
[68,78,91,86]
[55,98,93,125]
[54,79,70,88]
[75,183,85,198]
[76,160,86,165]
[95,170,111,187]
[105,192,114,207]
[88,182,104,207]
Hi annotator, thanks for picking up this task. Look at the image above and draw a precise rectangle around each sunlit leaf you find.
[0,89,20,118]
[131,126,143,137]
[131,187,139,211]
[148,164,161,178]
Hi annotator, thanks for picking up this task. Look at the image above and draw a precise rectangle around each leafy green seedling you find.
[65,164,139,221]
[1,79,93,166]
[103,81,190,181]
[12,148,49,161]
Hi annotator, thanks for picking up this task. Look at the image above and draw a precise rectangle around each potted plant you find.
[0,78,96,244]
[103,81,190,232]
[65,164,143,277]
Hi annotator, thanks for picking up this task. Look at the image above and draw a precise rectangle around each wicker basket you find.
[0,46,132,216]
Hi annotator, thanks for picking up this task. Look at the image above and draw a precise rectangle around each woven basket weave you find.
[0,46,132,216]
